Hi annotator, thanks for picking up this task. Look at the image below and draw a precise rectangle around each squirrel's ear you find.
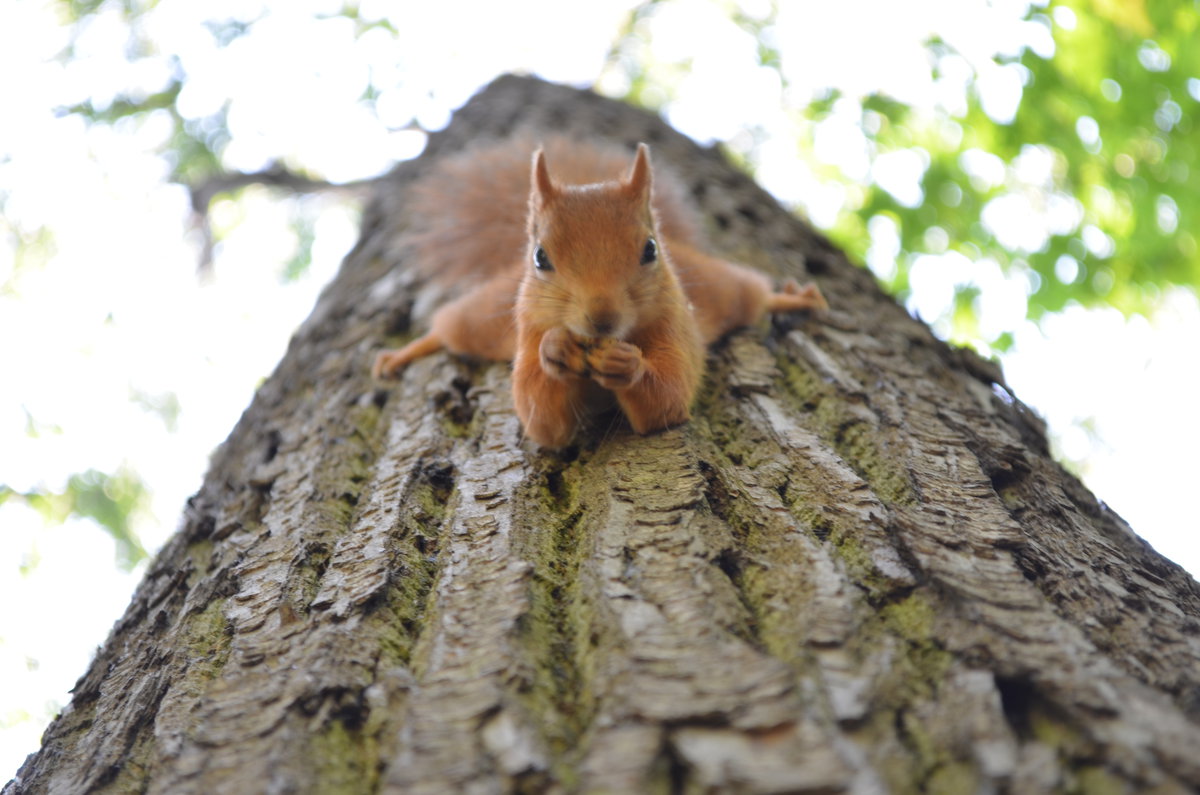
[624,143,653,205]
[531,147,557,204]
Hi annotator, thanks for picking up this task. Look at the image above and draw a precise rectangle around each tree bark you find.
[8,75,1200,795]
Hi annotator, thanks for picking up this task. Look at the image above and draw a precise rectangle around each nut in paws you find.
[586,339,645,389]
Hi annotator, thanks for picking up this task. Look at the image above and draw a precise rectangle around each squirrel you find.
[372,134,827,448]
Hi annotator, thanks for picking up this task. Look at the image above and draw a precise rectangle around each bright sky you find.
[2,0,1197,779]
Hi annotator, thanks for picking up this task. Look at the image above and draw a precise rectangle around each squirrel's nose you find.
[590,317,615,336]
[586,301,620,337]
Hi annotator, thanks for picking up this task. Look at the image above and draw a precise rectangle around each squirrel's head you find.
[524,143,674,341]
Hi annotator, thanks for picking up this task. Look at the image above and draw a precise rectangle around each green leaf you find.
[5,467,151,571]
[281,205,317,283]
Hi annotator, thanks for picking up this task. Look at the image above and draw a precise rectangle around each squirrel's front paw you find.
[587,339,645,390]
[539,327,589,380]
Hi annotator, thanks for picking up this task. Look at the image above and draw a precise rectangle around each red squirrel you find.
[372,135,827,448]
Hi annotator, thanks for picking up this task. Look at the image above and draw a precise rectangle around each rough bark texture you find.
[8,75,1200,795]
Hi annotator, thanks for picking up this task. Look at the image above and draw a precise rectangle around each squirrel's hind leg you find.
[765,278,829,313]
[373,332,443,379]
[372,275,518,380]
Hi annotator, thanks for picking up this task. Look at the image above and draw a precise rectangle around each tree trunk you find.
[8,75,1200,795]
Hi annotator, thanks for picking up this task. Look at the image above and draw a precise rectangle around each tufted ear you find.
[624,143,653,208]
[531,147,557,205]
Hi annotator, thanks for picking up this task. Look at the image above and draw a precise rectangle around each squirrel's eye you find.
[640,237,657,266]
[534,246,554,272]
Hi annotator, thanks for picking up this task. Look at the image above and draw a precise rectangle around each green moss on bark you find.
[184,598,233,679]
[309,716,380,795]
[368,466,451,671]
[773,349,916,506]
[510,456,598,789]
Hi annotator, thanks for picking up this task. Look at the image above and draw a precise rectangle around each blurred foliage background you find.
[837,0,1198,339]
[2,0,1198,771]
[613,0,1199,346]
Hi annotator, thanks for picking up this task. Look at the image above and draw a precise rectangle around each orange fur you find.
[373,136,826,447]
